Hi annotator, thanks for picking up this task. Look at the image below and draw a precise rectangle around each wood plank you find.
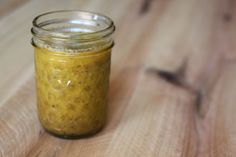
[0,0,29,18]
[194,0,236,156]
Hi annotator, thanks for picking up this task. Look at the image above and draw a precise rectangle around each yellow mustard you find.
[31,10,115,138]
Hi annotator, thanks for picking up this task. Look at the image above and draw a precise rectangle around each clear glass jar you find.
[31,10,115,139]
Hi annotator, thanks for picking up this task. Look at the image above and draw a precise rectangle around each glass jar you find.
[31,10,115,139]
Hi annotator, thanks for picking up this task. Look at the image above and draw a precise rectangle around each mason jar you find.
[31,10,115,139]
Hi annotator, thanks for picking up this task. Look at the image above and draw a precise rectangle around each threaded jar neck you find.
[31,10,115,53]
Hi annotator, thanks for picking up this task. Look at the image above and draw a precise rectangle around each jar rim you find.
[31,10,115,42]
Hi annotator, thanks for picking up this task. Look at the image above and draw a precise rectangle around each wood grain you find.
[0,0,236,156]
[0,0,29,18]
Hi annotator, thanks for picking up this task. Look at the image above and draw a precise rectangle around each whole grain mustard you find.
[32,10,115,138]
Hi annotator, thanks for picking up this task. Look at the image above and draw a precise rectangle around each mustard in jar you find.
[31,10,115,138]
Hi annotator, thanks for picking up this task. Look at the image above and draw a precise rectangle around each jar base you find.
[44,126,104,139]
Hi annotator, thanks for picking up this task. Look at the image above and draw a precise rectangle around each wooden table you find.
[1,0,236,156]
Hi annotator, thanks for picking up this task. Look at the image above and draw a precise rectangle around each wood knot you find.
[139,0,153,15]
[146,67,205,117]
[146,59,187,87]
[223,13,232,22]
[146,68,184,87]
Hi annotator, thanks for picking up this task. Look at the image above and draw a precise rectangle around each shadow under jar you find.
[31,10,115,139]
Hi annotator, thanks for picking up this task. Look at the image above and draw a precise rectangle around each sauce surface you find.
[34,47,111,137]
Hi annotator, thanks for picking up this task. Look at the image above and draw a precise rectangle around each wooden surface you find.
[0,0,236,156]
